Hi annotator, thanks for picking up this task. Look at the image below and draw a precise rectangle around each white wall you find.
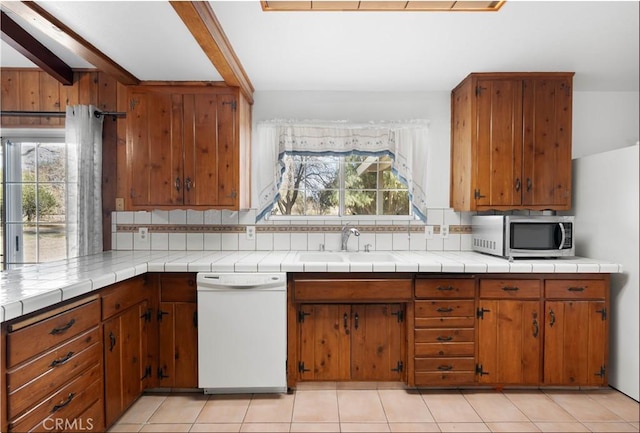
[572,91,640,158]
[572,145,639,401]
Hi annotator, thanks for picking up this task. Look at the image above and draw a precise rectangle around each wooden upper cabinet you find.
[450,72,574,212]
[126,85,250,210]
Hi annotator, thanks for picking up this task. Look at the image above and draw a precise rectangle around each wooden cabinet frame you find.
[450,72,574,211]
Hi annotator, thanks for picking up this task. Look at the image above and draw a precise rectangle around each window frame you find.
[1,128,68,269]
[270,153,415,221]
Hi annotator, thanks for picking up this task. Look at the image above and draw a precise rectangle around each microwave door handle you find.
[558,223,566,250]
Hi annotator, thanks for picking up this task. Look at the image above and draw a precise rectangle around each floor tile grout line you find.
[501,388,580,425]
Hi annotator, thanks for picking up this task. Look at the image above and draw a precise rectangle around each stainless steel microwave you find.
[472,215,575,259]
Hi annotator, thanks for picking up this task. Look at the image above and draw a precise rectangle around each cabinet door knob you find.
[526,177,532,192]
[175,177,181,192]
[549,309,556,327]
[515,178,522,192]
[185,177,193,191]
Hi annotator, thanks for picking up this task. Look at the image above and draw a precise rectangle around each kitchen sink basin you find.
[296,252,398,263]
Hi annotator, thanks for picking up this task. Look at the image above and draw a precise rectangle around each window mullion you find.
[377,169,383,216]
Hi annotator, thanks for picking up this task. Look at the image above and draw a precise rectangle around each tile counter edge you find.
[0,250,623,323]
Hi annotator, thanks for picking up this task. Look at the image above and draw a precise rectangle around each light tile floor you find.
[108,385,639,433]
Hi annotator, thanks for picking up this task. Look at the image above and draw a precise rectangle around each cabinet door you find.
[184,93,237,207]
[544,301,607,385]
[475,79,524,208]
[128,89,184,207]
[298,304,351,381]
[103,301,149,427]
[351,304,405,381]
[522,78,572,208]
[158,302,198,388]
[477,300,541,384]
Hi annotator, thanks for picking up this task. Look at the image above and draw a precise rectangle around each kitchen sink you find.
[296,252,398,263]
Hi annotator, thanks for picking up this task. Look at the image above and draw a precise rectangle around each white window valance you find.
[253,119,429,222]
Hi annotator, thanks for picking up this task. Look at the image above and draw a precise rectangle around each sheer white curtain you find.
[254,120,429,221]
[65,105,103,257]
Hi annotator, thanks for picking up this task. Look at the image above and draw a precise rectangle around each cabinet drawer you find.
[9,364,102,432]
[545,280,606,299]
[479,279,541,299]
[415,371,476,386]
[415,357,476,372]
[415,328,474,343]
[6,300,100,368]
[415,300,475,318]
[415,316,476,328]
[294,279,412,302]
[415,342,475,357]
[7,327,101,419]
[101,276,148,320]
[415,279,475,299]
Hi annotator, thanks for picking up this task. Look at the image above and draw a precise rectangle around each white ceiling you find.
[1,1,638,92]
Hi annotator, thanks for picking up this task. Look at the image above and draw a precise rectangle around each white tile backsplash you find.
[221,210,239,225]
[204,209,222,225]
[187,210,204,225]
[151,233,169,250]
[204,233,221,250]
[169,209,187,224]
[221,233,239,250]
[186,233,204,250]
[134,211,151,224]
[273,233,291,251]
[168,233,186,250]
[112,207,470,252]
[151,210,169,224]
[256,233,274,250]
[290,233,308,250]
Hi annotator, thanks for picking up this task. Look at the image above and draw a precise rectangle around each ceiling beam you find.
[0,1,139,85]
[1,11,73,85]
[170,1,254,104]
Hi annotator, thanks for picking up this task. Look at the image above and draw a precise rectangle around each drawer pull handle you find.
[50,318,76,335]
[50,351,74,367]
[437,365,453,371]
[436,307,454,313]
[549,309,556,327]
[109,332,117,352]
[437,336,453,342]
[437,286,454,291]
[568,287,585,292]
[502,286,519,291]
[52,393,75,413]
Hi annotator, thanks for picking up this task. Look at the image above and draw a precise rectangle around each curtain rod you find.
[0,110,126,120]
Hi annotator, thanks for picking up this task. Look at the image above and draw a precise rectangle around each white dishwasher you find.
[197,272,287,394]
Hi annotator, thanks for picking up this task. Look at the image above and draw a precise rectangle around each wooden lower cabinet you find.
[101,275,155,428]
[543,278,609,385]
[477,299,542,384]
[103,300,151,427]
[298,303,405,382]
[157,274,198,388]
[477,278,542,385]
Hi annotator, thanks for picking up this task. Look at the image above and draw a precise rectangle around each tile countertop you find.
[0,250,622,323]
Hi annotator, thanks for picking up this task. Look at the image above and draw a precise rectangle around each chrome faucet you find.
[341,223,360,251]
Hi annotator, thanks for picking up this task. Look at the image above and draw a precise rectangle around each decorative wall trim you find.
[116,224,472,234]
